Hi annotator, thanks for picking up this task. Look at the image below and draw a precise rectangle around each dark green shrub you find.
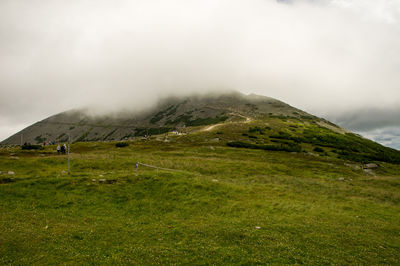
[313,147,324,153]
[34,135,45,143]
[249,126,266,135]
[150,111,165,124]
[134,127,173,136]
[21,144,43,150]
[270,131,292,139]
[227,141,301,153]
[115,142,129,148]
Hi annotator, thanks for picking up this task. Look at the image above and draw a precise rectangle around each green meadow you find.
[1,133,400,264]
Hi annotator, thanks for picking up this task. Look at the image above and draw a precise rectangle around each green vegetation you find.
[103,129,117,140]
[186,116,228,127]
[134,127,173,137]
[34,135,46,144]
[227,141,302,152]
[115,142,129,148]
[57,133,66,139]
[248,126,266,134]
[313,147,324,153]
[150,105,179,124]
[2,111,400,264]
[150,111,165,124]
[167,115,228,127]
[76,128,93,142]
[166,105,178,116]
[21,144,43,150]
[0,135,399,264]
[269,125,400,164]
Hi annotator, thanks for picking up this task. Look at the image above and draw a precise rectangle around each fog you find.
[1,0,399,148]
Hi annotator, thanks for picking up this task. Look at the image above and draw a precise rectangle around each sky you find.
[0,0,399,149]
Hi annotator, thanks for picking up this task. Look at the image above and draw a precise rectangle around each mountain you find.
[1,92,308,143]
[2,91,400,164]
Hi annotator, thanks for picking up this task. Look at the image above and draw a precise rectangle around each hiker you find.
[61,144,65,154]
[56,144,61,154]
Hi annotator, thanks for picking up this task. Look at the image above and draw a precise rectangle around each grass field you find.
[1,135,400,264]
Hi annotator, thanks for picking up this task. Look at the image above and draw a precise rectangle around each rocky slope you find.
[2,92,313,144]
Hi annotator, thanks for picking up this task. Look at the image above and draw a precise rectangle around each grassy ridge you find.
[1,139,399,264]
[218,118,400,164]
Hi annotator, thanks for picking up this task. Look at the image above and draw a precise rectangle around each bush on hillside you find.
[313,147,324,153]
[115,142,129,148]
[249,126,265,134]
[227,141,301,153]
[21,144,44,150]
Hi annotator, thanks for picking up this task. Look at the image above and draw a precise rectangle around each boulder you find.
[363,169,376,176]
[364,163,378,169]
[344,163,361,170]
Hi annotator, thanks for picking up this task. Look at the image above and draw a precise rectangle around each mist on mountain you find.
[0,0,399,146]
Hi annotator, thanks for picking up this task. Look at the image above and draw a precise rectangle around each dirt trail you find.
[202,113,252,132]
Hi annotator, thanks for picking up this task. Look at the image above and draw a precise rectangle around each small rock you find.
[210,138,220,143]
[364,163,378,169]
[92,179,96,182]
[99,174,104,177]
[0,177,15,184]
[44,225,48,229]
[0,171,2,174]
[363,169,376,176]
[344,163,361,170]
[8,171,15,175]
[212,179,219,182]
[99,179,106,183]
[338,177,345,181]
[209,146,215,150]
[255,226,261,229]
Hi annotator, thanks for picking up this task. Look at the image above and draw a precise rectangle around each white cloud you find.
[0,0,399,146]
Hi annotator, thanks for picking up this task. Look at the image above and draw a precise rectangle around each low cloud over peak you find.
[0,0,399,148]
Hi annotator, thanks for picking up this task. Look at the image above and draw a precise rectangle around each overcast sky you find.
[1,0,399,148]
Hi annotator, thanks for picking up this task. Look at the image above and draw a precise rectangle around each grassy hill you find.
[3,91,400,165]
[1,121,400,264]
[1,92,400,263]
